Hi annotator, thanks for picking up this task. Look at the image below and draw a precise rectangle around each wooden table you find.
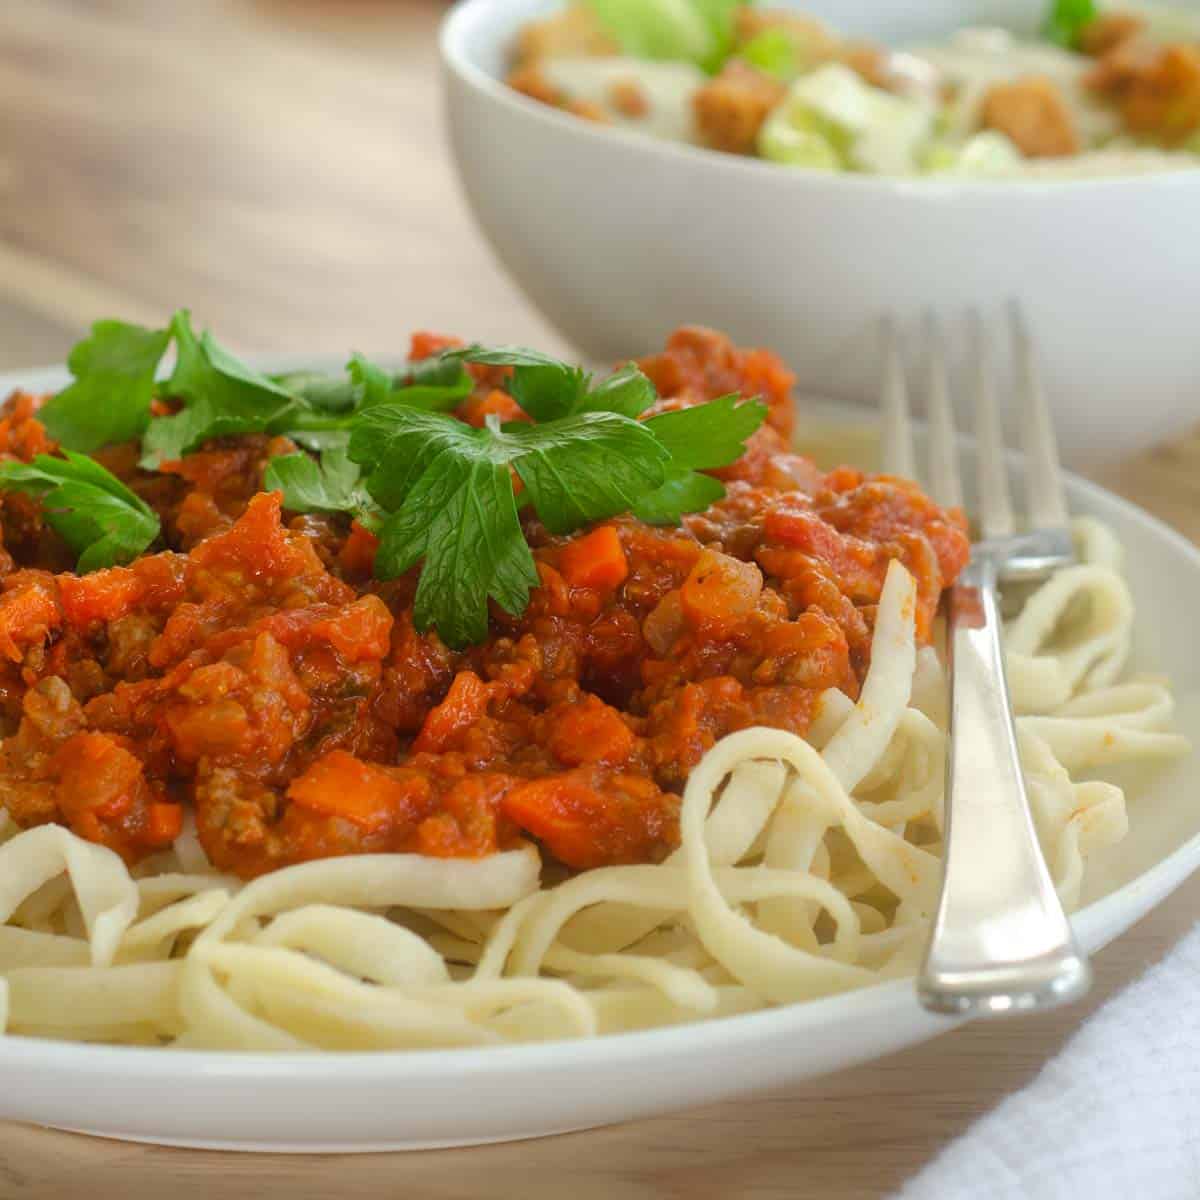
[0,2,1197,1196]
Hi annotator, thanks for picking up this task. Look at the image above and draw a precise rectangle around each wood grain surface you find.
[0,3,1197,1197]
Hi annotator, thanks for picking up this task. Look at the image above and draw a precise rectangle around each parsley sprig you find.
[37,321,171,453]
[140,311,298,467]
[34,310,476,466]
[337,347,766,646]
[8,320,768,647]
[0,453,160,572]
[262,446,376,518]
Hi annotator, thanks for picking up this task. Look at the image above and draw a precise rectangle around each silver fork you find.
[880,305,1090,1017]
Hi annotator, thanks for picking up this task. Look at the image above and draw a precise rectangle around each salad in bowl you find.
[506,0,1200,178]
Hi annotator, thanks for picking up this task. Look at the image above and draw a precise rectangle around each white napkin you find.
[895,923,1200,1200]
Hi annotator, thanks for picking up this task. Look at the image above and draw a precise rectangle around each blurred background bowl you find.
[442,0,1200,468]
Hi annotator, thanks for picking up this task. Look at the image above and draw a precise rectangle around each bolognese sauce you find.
[0,328,968,878]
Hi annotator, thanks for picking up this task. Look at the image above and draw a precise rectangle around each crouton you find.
[734,7,836,60]
[981,75,1080,157]
[693,60,786,155]
[514,5,618,66]
[1089,41,1200,144]
[1080,12,1145,57]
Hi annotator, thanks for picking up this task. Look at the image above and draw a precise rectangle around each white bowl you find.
[441,0,1200,469]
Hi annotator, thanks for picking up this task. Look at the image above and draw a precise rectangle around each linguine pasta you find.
[0,519,1188,1050]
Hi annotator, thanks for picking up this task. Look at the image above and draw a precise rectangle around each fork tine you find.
[923,312,964,511]
[970,310,1016,541]
[879,316,916,479]
[1010,301,1069,530]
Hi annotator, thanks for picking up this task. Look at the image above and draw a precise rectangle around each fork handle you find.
[918,557,1091,1017]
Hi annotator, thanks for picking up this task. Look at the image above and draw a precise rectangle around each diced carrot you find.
[53,732,151,854]
[309,595,394,662]
[413,671,490,754]
[546,696,636,766]
[145,803,184,846]
[59,567,143,628]
[559,526,628,592]
[456,388,528,429]
[287,750,432,832]
[0,579,61,663]
[501,771,677,869]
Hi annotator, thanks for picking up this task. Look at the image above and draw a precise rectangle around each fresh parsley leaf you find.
[264,447,371,516]
[447,345,591,422]
[38,320,171,452]
[287,429,352,453]
[502,414,669,535]
[577,363,658,418]
[349,405,483,512]
[399,354,475,393]
[271,355,474,419]
[140,311,298,468]
[451,346,659,423]
[349,352,471,412]
[632,467,726,524]
[347,353,392,408]
[446,346,567,369]
[376,455,537,649]
[634,394,769,524]
[355,413,538,647]
[643,394,768,468]
[0,452,160,572]
[510,362,591,423]
[270,370,360,415]
[389,383,471,411]
[1042,0,1097,47]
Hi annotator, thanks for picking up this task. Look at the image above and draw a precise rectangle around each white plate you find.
[0,368,1197,1152]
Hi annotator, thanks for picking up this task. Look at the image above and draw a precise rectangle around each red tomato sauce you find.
[0,328,968,878]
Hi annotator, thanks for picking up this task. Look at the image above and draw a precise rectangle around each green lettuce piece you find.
[1042,0,1098,48]
[740,28,801,81]
[584,0,738,71]
[759,64,934,176]
[921,131,1023,176]
[759,106,846,169]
